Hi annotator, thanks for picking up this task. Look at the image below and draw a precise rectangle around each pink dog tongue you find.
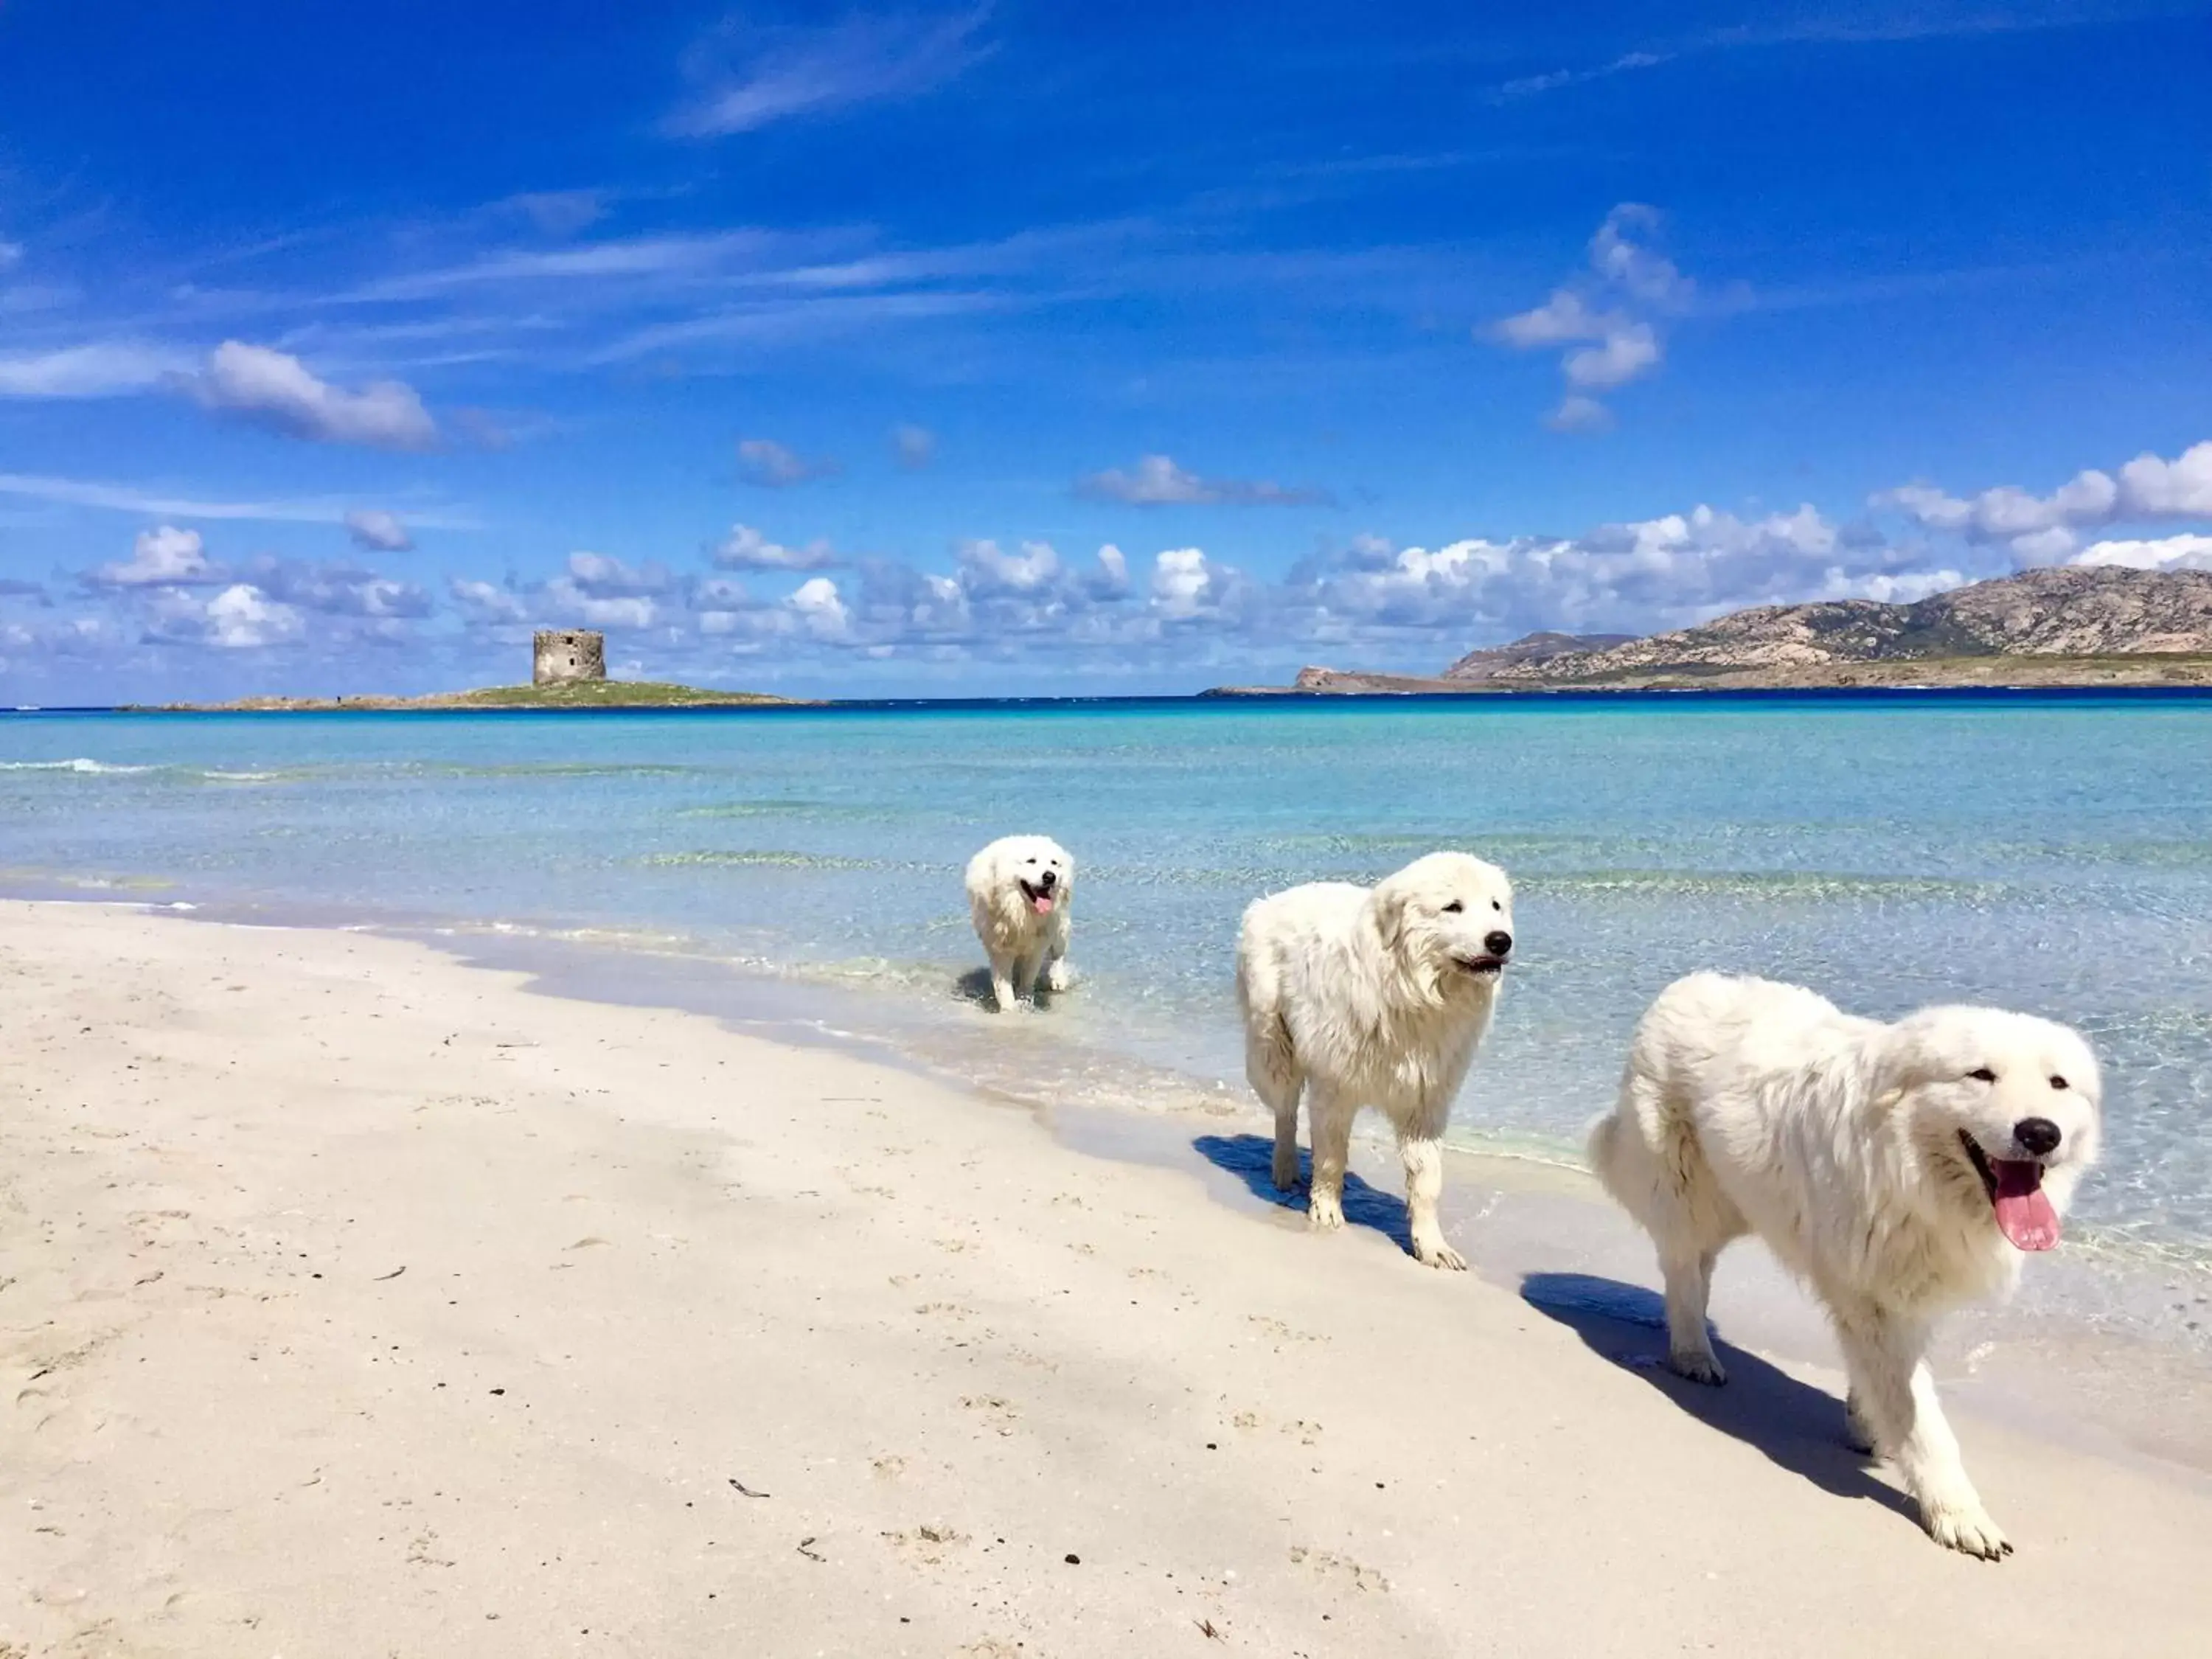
[1030,892,1054,915]
[1992,1159,2059,1251]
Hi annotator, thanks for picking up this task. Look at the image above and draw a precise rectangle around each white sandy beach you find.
[4,900,2211,1658]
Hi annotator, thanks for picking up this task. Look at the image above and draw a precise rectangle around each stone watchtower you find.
[532,629,606,686]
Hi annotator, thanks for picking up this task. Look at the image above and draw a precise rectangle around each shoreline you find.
[31,891,2212,1477]
[11,680,2212,717]
[4,898,2210,1657]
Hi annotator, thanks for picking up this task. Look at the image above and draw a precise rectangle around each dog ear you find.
[1368,877,1408,956]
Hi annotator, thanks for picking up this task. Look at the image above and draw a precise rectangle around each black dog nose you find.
[1039,869,1057,888]
[1484,931,1513,957]
[2013,1117,2062,1157]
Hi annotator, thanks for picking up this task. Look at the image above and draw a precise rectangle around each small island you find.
[137,627,804,712]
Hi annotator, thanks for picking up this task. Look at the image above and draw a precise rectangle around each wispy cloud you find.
[0,471,476,529]
[0,341,190,398]
[1074,453,1335,508]
[1492,51,1671,101]
[498,189,608,237]
[666,6,995,138]
[1489,4,2180,101]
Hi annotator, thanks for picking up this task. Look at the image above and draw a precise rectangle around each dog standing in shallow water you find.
[1588,972,2101,1559]
[965,835,1074,1012]
[1236,851,1514,1269]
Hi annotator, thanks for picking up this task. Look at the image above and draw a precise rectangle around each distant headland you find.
[1206,566,2212,695]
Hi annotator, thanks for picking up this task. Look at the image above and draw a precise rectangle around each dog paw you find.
[1044,963,1071,992]
[1412,1236,1468,1270]
[1307,1194,1345,1232]
[1842,1405,1877,1456]
[1666,1349,1728,1386]
[1924,1502,2011,1561]
[1270,1158,1301,1192]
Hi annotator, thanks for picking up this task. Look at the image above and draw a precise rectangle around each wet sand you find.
[4,900,2210,1657]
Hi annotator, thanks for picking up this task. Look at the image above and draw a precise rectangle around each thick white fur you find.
[1236,851,1515,1270]
[1589,972,2102,1559]
[964,835,1074,1012]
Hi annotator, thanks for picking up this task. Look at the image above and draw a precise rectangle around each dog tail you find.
[1585,1108,1625,1205]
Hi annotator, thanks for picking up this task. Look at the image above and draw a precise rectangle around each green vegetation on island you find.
[141,680,803,712]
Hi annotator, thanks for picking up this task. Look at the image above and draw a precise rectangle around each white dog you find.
[1588,972,2101,1559]
[965,835,1075,1012]
[1236,851,1515,1269]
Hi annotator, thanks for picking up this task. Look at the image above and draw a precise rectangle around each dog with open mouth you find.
[1588,971,2102,1559]
[1236,850,1516,1269]
[964,835,1076,1012]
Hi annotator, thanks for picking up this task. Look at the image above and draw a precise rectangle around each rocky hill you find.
[1480,566,2212,686]
[1208,567,2212,695]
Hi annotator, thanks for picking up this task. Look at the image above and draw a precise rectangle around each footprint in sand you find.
[959,1396,1019,1436]
[1289,1545,1390,1593]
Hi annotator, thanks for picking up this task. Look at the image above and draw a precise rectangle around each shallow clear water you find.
[7,697,2212,1259]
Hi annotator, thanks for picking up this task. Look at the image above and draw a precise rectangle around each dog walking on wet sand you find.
[966,835,1074,1012]
[1588,971,2102,1559]
[1235,850,1515,1270]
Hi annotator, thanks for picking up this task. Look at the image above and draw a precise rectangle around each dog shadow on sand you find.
[1521,1271,1916,1524]
[1191,1133,1415,1256]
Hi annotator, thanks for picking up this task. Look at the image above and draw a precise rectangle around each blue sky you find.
[2,1,2209,700]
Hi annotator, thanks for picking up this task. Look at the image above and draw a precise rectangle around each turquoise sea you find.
[7,695,2212,1267]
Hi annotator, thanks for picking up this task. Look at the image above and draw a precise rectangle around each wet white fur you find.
[1589,971,2101,1559]
[964,835,1074,1012]
[1236,851,1514,1270]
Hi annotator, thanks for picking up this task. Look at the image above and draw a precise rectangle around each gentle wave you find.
[1520,869,2014,902]
[0,757,157,774]
[677,800,892,821]
[639,849,885,872]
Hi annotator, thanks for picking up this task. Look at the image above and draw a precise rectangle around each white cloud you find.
[893,422,936,468]
[1150,546,1253,623]
[1074,453,1334,507]
[957,538,1060,594]
[250,559,431,620]
[667,7,993,137]
[787,575,852,641]
[184,341,438,451]
[736,437,840,487]
[1489,204,1705,432]
[559,550,673,597]
[2070,532,2212,572]
[0,341,186,399]
[1545,394,1613,434]
[448,577,529,625]
[344,509,414,552]
[1877,439,2212,562]
[85,525,222,589]
[1289,503,1933,639]
[1562,321,1660,390]
[541,551,673,628]
[711,524,838,571]
[143,583,305,650]
[0,240,21,271]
